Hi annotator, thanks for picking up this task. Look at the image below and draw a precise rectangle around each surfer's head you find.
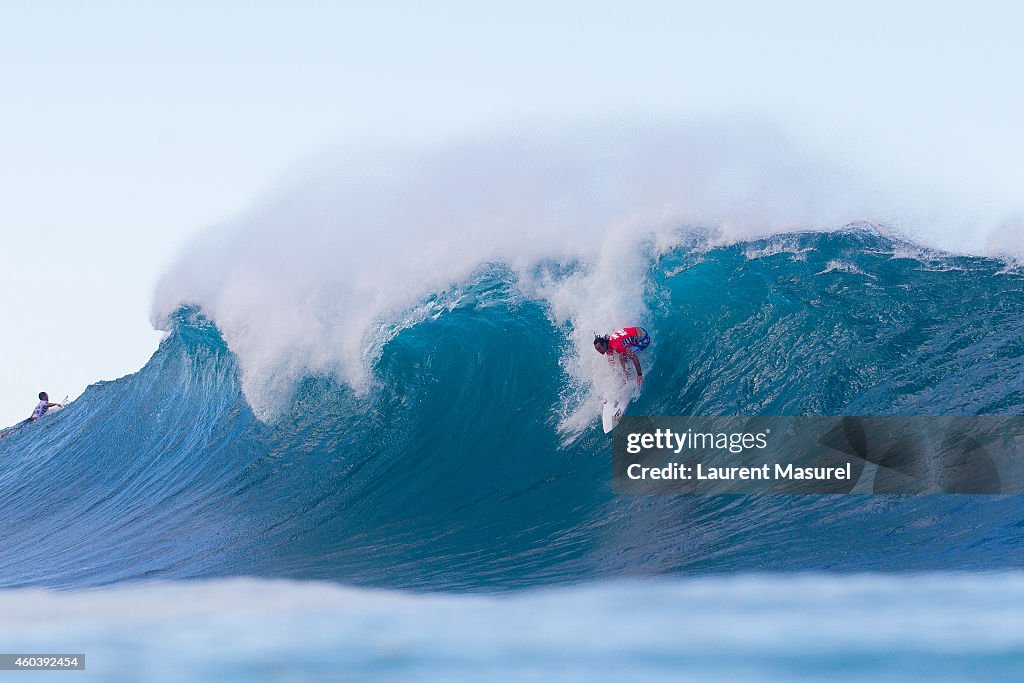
[593,335,609,354]
[38,391,48,401]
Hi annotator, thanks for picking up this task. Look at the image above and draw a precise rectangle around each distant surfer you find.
[593,327,650,386]
[0,392,63,439]
[29,392,63,421]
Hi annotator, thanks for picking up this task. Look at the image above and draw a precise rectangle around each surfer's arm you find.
[623,351,643,385]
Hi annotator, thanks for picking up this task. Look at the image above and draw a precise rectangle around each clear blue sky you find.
[1,1,1021,425]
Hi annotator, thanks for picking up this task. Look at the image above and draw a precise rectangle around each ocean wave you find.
[1,232,1022,591]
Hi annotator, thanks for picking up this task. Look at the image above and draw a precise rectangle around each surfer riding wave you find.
[594,326,649,386]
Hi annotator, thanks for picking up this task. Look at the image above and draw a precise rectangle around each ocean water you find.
[2,573,1023,682]
[1,230,1022,679]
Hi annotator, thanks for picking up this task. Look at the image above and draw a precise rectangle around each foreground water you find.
[1,573,1021,682]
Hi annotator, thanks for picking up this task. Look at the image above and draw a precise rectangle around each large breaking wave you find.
[2,229,1023,591]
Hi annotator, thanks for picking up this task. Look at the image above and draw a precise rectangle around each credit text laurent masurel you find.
[626,463,852,480]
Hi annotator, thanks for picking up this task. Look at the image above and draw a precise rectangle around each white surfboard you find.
[602,389,632,433]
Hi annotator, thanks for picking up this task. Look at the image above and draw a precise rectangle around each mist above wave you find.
[151,121,1001,420]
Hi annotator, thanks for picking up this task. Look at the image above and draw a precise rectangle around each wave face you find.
[2,231,1023,591]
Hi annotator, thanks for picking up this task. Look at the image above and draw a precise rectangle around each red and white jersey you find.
[606,327,644,355]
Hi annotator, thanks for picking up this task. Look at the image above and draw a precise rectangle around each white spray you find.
[152,121,1015,425]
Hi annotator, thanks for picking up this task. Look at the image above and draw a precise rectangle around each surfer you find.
[0,392,63,439]
[593,327,650,386]
[28,392,62,422]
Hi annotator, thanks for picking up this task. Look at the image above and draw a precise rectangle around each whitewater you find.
[2,128,1023,680]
